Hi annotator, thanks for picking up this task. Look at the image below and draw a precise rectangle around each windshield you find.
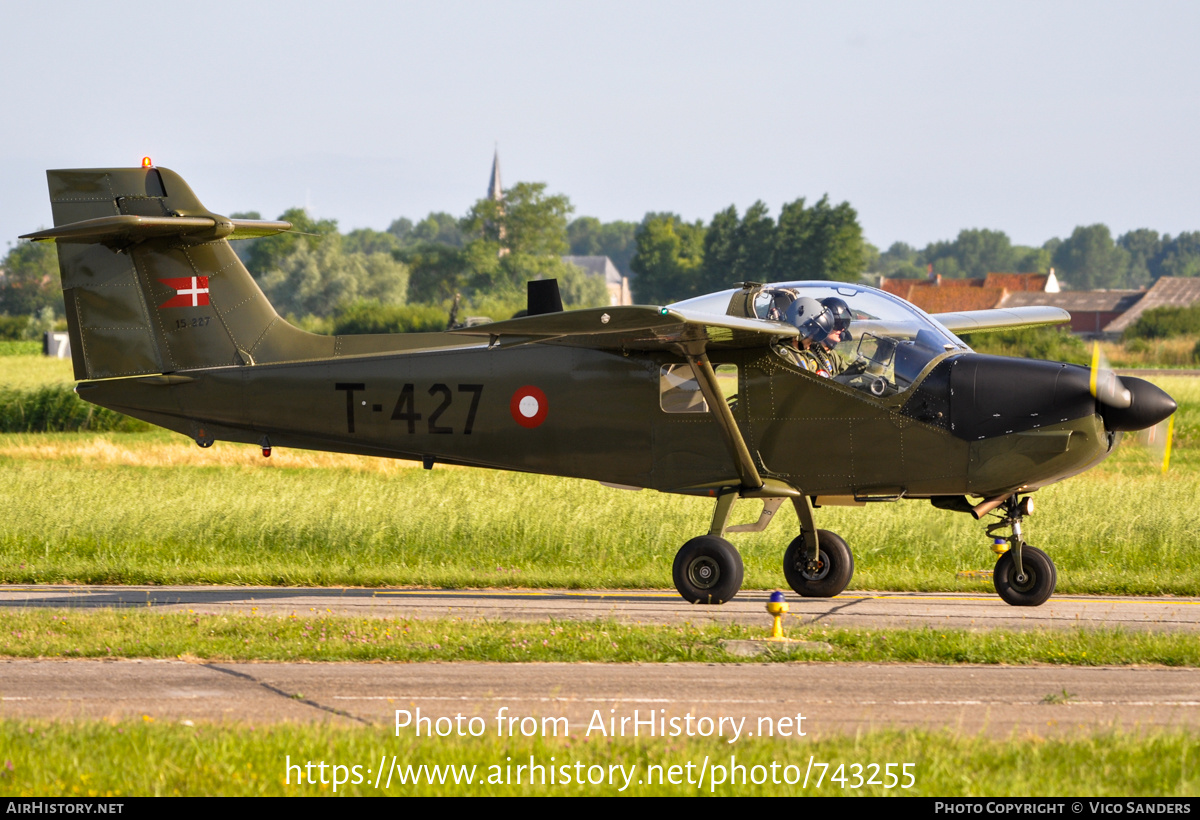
[670,282,969,398]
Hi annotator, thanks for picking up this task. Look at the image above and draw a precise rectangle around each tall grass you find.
[0,351,145,431]
[0,430,1195,592]
[0,385,146,432]
[3,721,1197,796]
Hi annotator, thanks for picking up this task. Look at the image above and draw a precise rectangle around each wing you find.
[931,306,1071,335]
[449,306,798,351]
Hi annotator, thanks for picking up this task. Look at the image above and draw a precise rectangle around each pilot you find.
[819,297,854,346]
[775,297,848,377]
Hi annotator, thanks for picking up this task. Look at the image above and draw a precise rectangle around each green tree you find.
[735,201,776,282]
[629,213,706,302]
[701,206,742,291]
[876,241,925,278]
[386,217,414,244]
[408,212,465,248]
[1159,232,1200,279]
[244,207,340,277]
[1013,245,1052,274]
[567,217,638,276]
[0,240,64,317]
[774,195,865,282]
[1118,229,1162,287]
[343,228,400,256]
[1053,225,1130,290]
[463,182,572,258]
[459,182,576,297]
[256,241,408,318]
[402,244,471,304]
[922,229,1018,280]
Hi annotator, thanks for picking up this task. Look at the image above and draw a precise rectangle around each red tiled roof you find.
[880,279,915,298]
[983,273,1049,291]
[925,278,984,288]
[903,287,1008,313]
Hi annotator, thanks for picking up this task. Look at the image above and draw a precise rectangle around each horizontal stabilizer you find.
[932,306,1071,335]
[450,305,798,351]
[21,215,291,245]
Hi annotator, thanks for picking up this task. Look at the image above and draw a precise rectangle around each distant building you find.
[880,270,1058,314]
[1000,290,1144,335]
[883,271,1200,338]
[1101,277,1200,336]
[561,255,632,306]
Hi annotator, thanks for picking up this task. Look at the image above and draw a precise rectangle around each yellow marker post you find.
[766,591,789,641]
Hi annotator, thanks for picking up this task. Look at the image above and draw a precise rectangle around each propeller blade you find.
[1162,415,1175,474]
[1090,341,1132,409]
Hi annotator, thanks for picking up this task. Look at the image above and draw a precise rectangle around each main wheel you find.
[672,536,744,604]
[783,530,854,598]
[993,544,1056,607]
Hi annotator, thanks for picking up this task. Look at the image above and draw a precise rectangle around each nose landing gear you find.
[987,495,1056,606]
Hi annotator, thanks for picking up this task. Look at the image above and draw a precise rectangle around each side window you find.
[660,364,738,413]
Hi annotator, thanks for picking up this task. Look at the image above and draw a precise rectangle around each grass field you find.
[0,367,1195,594]
[0,349,74,388]
[2,720,1197,796]
[2,610,1200,666]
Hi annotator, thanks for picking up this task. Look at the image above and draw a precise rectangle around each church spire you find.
[487,147,503,202]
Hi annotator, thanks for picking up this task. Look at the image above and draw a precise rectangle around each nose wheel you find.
[993,544,1056,606]
[984,494,1057,606]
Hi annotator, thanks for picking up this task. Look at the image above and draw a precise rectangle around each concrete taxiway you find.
[2,660,1197,736]
[1,585,1198,632]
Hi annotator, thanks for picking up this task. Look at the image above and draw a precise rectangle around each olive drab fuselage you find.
[80,337,1114,501]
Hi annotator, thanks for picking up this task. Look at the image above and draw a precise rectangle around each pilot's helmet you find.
[819,297,853,343]
[784,297,835,345]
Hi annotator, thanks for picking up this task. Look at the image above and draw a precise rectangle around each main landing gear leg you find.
[782,495,854,598]
[987,495,1056,607]
[671,490,745,605]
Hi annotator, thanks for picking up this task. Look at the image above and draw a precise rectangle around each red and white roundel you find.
[510,386,548,428]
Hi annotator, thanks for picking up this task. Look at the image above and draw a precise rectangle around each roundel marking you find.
[510,386,548,428]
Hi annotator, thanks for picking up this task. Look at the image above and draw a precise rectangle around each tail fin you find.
[23,166,339,380]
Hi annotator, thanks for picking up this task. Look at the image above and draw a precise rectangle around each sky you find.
[2,1,1198,254]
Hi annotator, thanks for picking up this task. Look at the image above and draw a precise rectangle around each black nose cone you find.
[1099,377,1177,432]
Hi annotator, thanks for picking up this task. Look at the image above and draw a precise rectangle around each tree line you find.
[3,181,1200,338]
[878,226,1200,290]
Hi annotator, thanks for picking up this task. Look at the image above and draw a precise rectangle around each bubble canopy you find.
[670,282,970,397]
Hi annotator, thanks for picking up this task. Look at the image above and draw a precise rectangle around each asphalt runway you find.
[3,585,1200,734]
[1,584,1198,632]
[2,659,1198,737]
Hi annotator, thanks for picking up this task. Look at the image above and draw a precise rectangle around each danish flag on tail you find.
[159,276,210,308]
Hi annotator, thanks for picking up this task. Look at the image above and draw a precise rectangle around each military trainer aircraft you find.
[22,164,1178,607]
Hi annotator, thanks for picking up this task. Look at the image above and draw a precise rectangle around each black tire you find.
[672,536,744,604]
[783,530,854,598]
[993,544,1056,607]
